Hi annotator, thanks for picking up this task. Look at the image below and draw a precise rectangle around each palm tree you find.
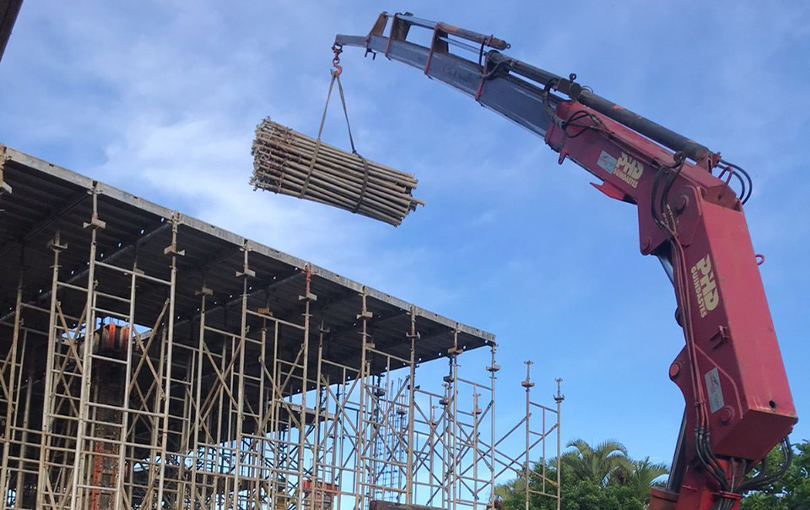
[493,477,523,501]
[492,476,526,510]
[561,438,631,487]
[614,456,669,504]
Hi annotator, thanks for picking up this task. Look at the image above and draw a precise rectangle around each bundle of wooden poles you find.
[251,118,422,226]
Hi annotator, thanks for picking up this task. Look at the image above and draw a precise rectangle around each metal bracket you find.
[83,216,106,230]
[46,234,68,252]
[236,267,255,278]
[709,325,730,349]
[83,187,107,230]
[195,286,213,297]
[237,242,254,278]
[164,211,185,256]
[521,360,535,388]
[163,245,185,256]
[554,378,565,403]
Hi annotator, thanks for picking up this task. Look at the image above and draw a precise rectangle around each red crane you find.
[334,12,797,510]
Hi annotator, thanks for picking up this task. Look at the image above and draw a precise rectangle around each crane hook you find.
[332,43,343,76]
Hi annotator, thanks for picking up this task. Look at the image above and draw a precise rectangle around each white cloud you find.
[2,0,808,464]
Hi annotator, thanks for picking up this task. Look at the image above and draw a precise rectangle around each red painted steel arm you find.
[336,13,798,510]
[545,100,796,510]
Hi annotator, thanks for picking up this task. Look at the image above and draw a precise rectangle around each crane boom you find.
[335,12,711,162]
[335,12,797,510]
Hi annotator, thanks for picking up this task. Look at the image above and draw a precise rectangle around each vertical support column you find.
[430,395,438,505]
[441,372,451,509]
[329,359,342,510]
[448,330,462,510]
[521,361,534,510]
[256,309,270,506]
[354,289,372,510]
[174,343,193,506]
[155,212,183,506]
[314,321,328,488]
[36,229,67,509]
[554,379,564,510]
[472,391,480,510]
[234,242,255,507]
[113,250,139,510]
[405,308,417,505]
[0,258,23,510]
[298,265,316,510]
[14,371,33,508]
[215,323,226,502]
[191,281,212,506]
[71,187,106,510]
[487,344,499,509]
[269,312,281,510]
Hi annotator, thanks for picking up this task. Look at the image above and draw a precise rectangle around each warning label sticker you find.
[597,151,617,174]
[705,367,724,413]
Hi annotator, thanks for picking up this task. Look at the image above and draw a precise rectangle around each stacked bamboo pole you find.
[251,118,422,226]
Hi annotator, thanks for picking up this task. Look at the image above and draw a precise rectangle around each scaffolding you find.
[0,146,562,510]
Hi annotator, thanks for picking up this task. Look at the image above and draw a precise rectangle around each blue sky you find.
[1,1,808,469]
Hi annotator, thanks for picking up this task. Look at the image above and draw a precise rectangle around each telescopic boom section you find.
[336,12,797,510]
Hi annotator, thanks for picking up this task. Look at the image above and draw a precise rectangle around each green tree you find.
[740,440,809,510]
[494,439,668,510]
[496,462,646,510]
[495,438,810,510]
[561,439,631,487]
[613,456,669,504]
[560,479,645,510]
